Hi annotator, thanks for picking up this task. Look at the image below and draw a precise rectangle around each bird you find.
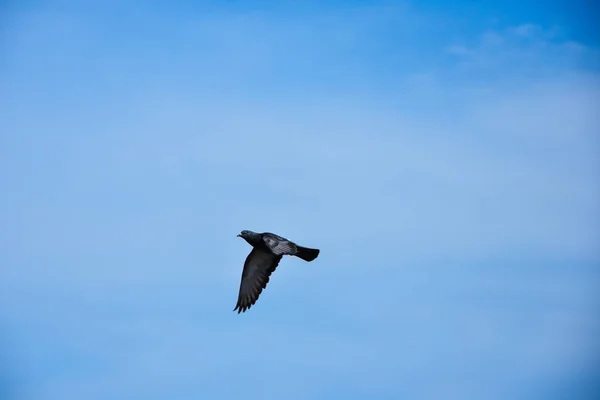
[233,230,320,313]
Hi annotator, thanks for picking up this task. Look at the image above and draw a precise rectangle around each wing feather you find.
[262,235,297,256]
[233,247,282,313]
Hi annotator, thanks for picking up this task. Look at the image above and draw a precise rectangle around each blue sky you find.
[1,1,599,399]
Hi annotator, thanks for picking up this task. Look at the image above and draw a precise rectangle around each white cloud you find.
[445,23,597,73]
[508,23,542,37]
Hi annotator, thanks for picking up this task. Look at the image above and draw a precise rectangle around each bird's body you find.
[233,230,320,313]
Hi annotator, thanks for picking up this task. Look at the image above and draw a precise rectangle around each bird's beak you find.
[236,234,241,237]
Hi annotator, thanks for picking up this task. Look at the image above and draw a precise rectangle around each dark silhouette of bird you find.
[233,230,320,313]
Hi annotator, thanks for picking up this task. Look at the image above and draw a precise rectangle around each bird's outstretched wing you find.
[262,233,298,256]
[233,247,283,313]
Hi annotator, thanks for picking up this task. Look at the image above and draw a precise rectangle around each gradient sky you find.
[1,1,599,399]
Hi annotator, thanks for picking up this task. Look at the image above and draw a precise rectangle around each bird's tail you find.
[295,246,320,262]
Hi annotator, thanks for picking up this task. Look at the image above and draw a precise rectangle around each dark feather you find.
[262,234,298,256]
[233,247,283,313]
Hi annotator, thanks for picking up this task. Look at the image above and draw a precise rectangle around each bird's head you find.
[237,230,261,245]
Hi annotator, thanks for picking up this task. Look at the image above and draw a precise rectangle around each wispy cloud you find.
[445,22,598,74]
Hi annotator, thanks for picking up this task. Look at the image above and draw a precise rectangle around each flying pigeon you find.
[233,230,320,313]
